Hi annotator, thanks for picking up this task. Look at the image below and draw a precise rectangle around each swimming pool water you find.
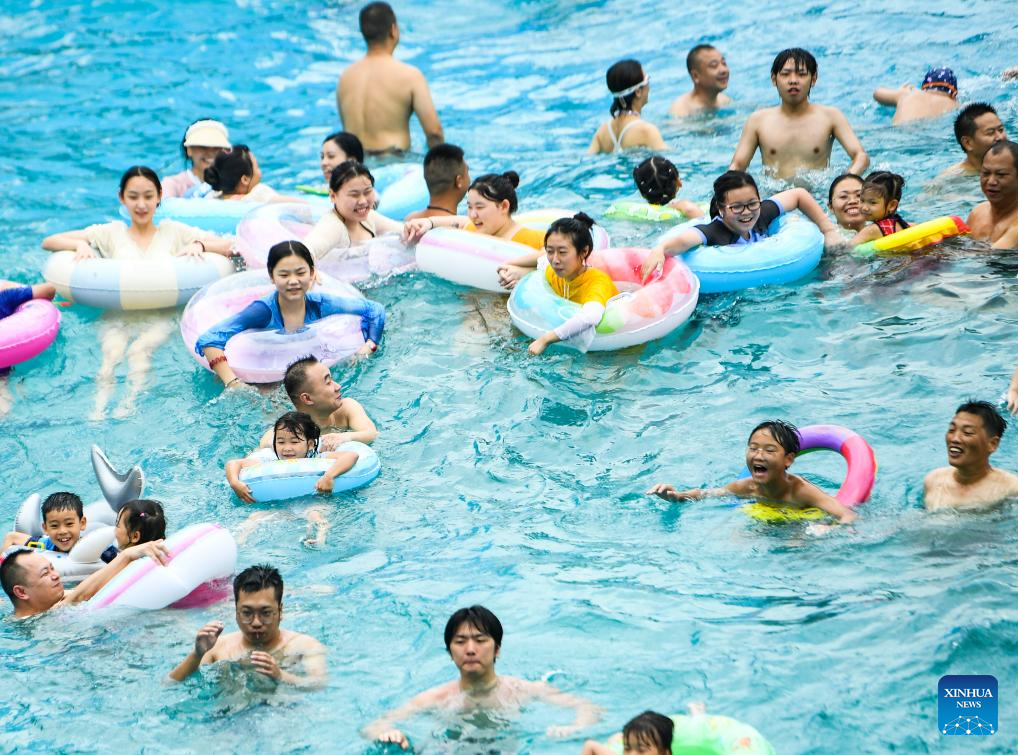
[1,0,1017,752]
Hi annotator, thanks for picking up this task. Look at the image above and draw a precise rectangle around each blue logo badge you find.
[939,675,997,735]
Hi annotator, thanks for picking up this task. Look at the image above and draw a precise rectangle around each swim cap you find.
[920,67,957,98]
[183,119,231,149]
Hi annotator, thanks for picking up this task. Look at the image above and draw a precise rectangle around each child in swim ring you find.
[2,493,87,554]
[848,171,910,244]
[632,156,704,219]
[581,705,710,755]
[163,118,231,198]
[0,278,57,406]
[112,499,166,552]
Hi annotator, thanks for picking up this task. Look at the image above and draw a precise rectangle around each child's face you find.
[114,509,138,549]
[623,734,668,755]
[42,509,86,553]
[860,189,893,222]
[274,428,314,459]
[719,185,762,234]
[746,428,793,483]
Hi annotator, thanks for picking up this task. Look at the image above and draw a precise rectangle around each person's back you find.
[873,68,958,125]
[337,3,443,153]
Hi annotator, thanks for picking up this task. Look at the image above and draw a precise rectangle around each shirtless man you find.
[258,356,378,452]
[336,2,443,154]
[169,564,326,686]
[669,44,732,117]
[404,143,470,221]
[729,48,868,180]
[966,140,1018,249]
[924,401,1018,511]
[362,605,601,748]
[872,67,959,125]
[943,103,1008,177]
[1,541,168,619]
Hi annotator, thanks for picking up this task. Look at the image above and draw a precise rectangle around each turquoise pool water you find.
[2,0,1017,751]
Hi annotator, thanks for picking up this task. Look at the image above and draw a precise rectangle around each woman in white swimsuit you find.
[589,59,667,154]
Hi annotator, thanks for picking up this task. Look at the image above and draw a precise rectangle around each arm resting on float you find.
[316,293,385,347]
[41,230,92,253]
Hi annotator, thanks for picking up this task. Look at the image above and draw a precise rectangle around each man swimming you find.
[729,48,868,180]
[966,140,1018,249]
[336,2,443,153]
[362,605,601,748]
[872,67,959,125]
[669,44,732,117]
[404,143,470,220]
[942,103,1008,178]
[924,401,1018,511]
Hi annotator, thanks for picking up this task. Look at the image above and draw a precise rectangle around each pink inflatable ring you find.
[0,299,61,369]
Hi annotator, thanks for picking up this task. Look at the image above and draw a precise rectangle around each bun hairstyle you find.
[861,171,905,203]
[329,160,375,193]
[606,59,646,117]
[709,170,759,218]
[266,240,316,275]
[204,145,253,193]
[633,156,679,205]
[545,212,597,261]
[469,171,520,214]
[119,166,162,197]
[118,499,166,545]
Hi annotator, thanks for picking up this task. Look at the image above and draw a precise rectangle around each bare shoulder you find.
[284,629,325,654]
[415,679,459,705]
[726,477,756,497]
[208,631,245,661]
[994,467,1018,490]
[924,467,950,486]
[967,200,990,228]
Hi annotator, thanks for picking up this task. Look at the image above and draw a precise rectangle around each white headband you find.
[611,76,649,99]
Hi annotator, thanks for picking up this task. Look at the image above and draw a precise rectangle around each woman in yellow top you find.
[513,213,619,355]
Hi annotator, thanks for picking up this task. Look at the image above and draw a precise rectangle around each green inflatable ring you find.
[296,183,329,196]
[609,714,775,755]
[603,200,706,224]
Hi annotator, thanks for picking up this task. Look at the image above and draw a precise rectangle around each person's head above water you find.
[544,212,597,279]
[115,499,166,549]
[746,419,800,485]
[861,171,905,222]
[707,170,765,235]
[947,400,1007,469]
[423,143,469,197]
[634,156,681,205]
[266,239,316,276]
[37,492,86,553]
[284,356,343,413]
[467,171,520,234]
[920,67,958,99]
[204,145,254,195]
[1,548,62,612]
[329,160,376,222]
[321,132,365,180]
[118,166,162,226]
[180,118,230,175]
[980,140,1018,206]
[686,44,729,93]
[444,605,503,670]
[828,173,864,230]
[232,564,285,646]
[606,59,649,117]
[622,710,674,755]
[770,48,817,103]
[273,411,321,459]
[359,1,397,47]
[954,103,1007,161]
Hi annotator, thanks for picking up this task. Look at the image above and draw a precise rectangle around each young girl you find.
[632,156,704,219]
[827,173,866,233]
[849,171,910,244]
[104,499,167,561]
[194,240,385,388]
[640,169,843,281]
[205,145,296,203]
[588,59,667,154]
[41,166,234,420]
[162,119,231,198]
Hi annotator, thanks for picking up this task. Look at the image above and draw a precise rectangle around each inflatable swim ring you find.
[658,215,823,294]
[741,424,876,522]
[239,441,381,502]
[415,228,537,293]
[89,523,237,610]
[507,248,699,351]
[43,251,236,310]
[854,215,969,256]
[374,164,429,221]
[608,713,775,755]
[126,196,330,235]
[0,299,61,369]
[180,270,368,383]
[604,200,704,223]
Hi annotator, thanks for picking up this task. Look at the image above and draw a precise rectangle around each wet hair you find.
[359,1,396,45]
[119,166,162,197]
[204,145,253,193]
[1,549,33,604]
[749,419,801,455]
[266,240,316,275]
[634,156,679,205]
[469,171,519,214]
[272,411,321,458]
[686,44,716,75]
[623,711,674,754]
[986,139,1018,168]
[41,492,84,519]
[323,131,365,164]
[606,59,646,117]
[954,103,998,148]
[861,171,905,204]
[233,564,284,604]
[828,173,864,204]
[444,605,503,652]
[423,143,467,194]
[544,212,596,261]
[709,170,759,218]
[955,400,1007,439]
[117,499,166,545]
[771,47,818,78]
[329,160,375,193]
[283,356,322,404]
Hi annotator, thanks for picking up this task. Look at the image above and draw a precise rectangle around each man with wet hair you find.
[337,2,443,153]
[362,605,601,748]
[669,44,732,117]
[729,48,868,180]
[944,103,1007,177]
[404,143,471,220]
[648,419,857,524]
[966,140,1018,249]
[924,401,1018,510]
[169,564,327,686]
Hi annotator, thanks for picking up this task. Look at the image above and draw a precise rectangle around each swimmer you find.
[0,278,56,417]
[41,166,234,420]
[966,141,1018,249]
[647,419,858,524]
[169,564,327,686]
[404,143,471,221]
[848,171,909,245]
[669,44,732,117]
[362,605,601,748]
[205,145,300,203]
[162,119,231,198]
[640,169,842,281]
[337,2,443,153]
[195,241,385,388]
[110,499,166,557]
[941,103,1007,178]
[589,59,667,154]
[632,156,704,219]
[580,706,707,755]
[872,67,959,125]
[827,173,866,233]
[2,492,87,555]
[924,401,1018,511]
[729,48,868,180]
[319,131,364,183]
[1,540,169,619]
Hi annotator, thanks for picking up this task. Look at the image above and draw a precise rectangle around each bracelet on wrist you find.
[226,377,241,387]
[208,355,228,368]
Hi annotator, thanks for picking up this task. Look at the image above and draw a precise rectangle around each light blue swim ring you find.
[239,441,381,502]
[374,164,429,221]
[657,215,823,294]
[120,196,331,235]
